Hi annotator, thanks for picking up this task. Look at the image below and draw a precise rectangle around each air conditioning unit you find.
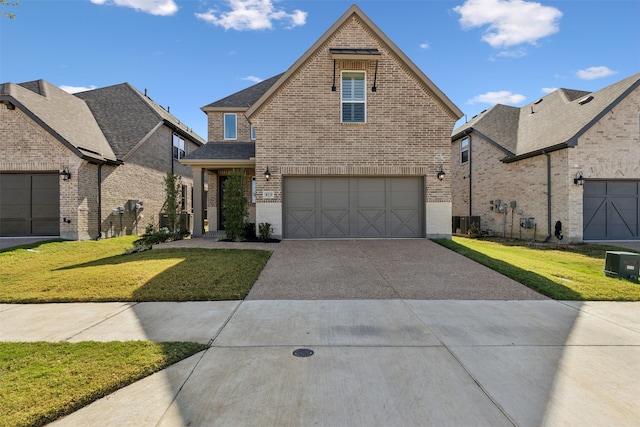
[604,251,639,280]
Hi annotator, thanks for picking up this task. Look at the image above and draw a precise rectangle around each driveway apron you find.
[247,239,547,300]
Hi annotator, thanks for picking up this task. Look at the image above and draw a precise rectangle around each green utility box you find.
[604,251,640,281]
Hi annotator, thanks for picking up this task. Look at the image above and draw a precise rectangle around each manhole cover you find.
[293,348,314,358]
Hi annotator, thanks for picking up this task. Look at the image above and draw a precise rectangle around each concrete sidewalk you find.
[2,300,639,426]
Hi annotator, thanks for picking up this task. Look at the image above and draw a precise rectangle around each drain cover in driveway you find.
[293,348,314,357]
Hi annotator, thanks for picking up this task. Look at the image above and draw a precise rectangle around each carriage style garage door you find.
[0,173,60,237]
[284,177,424,238]
[583,180,639,240]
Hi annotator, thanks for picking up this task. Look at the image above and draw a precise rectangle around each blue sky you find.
[1,0,638,139]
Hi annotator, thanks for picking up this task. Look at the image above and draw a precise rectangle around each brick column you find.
[192,167,204,237]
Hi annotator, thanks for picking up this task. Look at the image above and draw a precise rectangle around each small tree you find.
[222,169,248,241]
[163,172,182,233]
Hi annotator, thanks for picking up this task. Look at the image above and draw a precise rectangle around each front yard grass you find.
[434,237,640,301]
[0,237,271,302]
[0,341,208,427]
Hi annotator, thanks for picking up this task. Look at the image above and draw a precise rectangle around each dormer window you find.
[224,113,237,140]
[341,71,366,123]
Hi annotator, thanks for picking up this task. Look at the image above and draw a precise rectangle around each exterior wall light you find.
[436,166,446,181]
[264,166,271,181]
[59,167,71,181]
[574,171,584,186]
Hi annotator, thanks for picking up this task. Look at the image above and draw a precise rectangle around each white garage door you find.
[284,177,424,238]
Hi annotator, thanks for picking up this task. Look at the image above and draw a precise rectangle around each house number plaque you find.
[263,191,275,199]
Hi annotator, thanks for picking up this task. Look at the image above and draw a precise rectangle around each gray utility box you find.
[604,251,639,280]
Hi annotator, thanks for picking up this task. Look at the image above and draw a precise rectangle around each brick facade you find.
[248,15,457,237]
[452,84,640,242]
[0,103,201,240]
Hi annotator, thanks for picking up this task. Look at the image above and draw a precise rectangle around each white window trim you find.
[341,70,367,124]
[250,125,256,140]
[173,134,185,159]
[224,113,237,140]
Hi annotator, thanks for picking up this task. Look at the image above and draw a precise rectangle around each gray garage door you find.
[583,180,639,240]
[0,173,60,237]
[284,177,424,238]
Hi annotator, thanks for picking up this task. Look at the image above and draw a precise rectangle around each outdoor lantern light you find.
[574,171,585,186]
[59,167,71,181]
[264,166,271,181]
[436,166,446,181]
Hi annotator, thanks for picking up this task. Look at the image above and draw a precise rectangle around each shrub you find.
[468,222,484,239]
[222,170,248,241]
[258,223,273,242]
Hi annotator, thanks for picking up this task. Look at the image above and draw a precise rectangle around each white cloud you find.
[60,85,97,94]
[468,90,526,105]
[541,87,557,94]
[90,0,178,16]
[495,47,527,58]
[576,66,617,80]
[420,42,430,50]
[242,75,263,83]
[453,0,562,48]
[195,0,307,30]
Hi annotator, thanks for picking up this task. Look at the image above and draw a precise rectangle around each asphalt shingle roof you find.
[76,83,204,160]
[1,80,117,163]
[202,74,284,109]
[183,142,255,160]
[452,72,640,160]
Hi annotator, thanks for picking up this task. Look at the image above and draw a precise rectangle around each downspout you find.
[97,164,102,240]
[543,151,552,242]
[468,134,472,217]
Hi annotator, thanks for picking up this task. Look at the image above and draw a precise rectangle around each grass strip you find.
[0,237,271,302]
[0,341,208,427]
[433,237,640,300]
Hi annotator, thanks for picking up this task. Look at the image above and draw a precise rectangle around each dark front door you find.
[218,176,228,230]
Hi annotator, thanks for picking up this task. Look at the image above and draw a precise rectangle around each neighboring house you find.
[0,80,204,240]
[181,5,463,239]
[451,72,640,242]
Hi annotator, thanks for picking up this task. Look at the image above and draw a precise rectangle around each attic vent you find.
[534,98,543,104]
[578,95,594,105]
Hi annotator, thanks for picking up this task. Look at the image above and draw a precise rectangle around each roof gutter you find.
[501,142,568,164]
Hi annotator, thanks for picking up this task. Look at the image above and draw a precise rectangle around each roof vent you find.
[578,95,594,105]
[534,98,543,104]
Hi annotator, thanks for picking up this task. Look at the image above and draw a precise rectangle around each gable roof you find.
[245,4,463,120]
[452,72,640,162]
[202,74,284,111]
[76,83,204,160]
[0,80,118,163]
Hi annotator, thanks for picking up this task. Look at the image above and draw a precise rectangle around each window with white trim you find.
[250,125,256,140]
[224,113,237,140]
[461,137,469,163]
[172,134,185,159]
[341,71,366,123]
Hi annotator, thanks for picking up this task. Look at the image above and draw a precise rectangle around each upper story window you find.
[172,134,185,159]
[461,137,469,163]
[341,71,366,123]
[224,113,237,140]
[250,125,256,140]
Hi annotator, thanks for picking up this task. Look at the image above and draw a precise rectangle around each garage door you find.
[0,173,60,237]
[583,180,639,240]
[284,177,424,238]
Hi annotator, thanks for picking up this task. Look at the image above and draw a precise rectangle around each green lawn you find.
[434,237,640,301]
[0,237,271,302]
[0,341,207,427]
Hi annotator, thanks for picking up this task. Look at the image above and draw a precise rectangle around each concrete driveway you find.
[247,239,547,300]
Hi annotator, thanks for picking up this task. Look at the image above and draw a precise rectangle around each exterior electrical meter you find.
[604,251,640,281]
